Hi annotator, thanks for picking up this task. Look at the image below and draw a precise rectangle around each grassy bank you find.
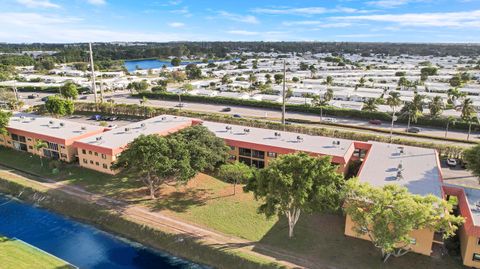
[0,148,465,269]
[0,236,73,269]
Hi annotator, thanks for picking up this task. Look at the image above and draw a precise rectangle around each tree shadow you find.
[147,187,211,213]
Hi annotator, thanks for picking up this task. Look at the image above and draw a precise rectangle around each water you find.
[0,194,207,269]
[124,59,176,72]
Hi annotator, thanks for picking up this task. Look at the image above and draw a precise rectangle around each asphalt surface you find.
[20,91,479,146]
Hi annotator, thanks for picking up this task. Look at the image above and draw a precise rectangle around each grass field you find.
[0,148,465,269]
[0,236,72,269]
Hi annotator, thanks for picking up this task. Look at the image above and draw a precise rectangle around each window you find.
[19,136,26,143]
[251,150,265,159]
[88,151,92,155]
[268,152,277,158]
[90,160,94,164]
[477,238,480,245]
[101,154,106,159]
[47,142,58,151]
[239,148,251,157]
[103,164,108,169]
[228,155,237,161]
[95,162,99,166]
[239,157,251,165]
[61,145,65,149]
[28,146,33,150]
[252,159,265,169]
[83,159,88,164]
[82,149,86,154]
[410,238,416,245]
[11,134,19,141]
[473,253,480,262]
[94,152,98,156]
[27,138,32,142]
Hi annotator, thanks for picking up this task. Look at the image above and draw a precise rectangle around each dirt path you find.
[0,167,326,269]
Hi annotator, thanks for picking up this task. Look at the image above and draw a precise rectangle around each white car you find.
[323,118,338,123]
[446,158,457,167]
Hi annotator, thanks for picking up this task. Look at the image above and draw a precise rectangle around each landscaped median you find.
[0,236,74,269]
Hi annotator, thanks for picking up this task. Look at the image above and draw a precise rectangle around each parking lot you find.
[441,159,479,188]
[63,114,137,129]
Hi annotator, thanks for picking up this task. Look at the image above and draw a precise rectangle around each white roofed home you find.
[190,89,218,97]
[251,94,282,103]
[217,92,250,99]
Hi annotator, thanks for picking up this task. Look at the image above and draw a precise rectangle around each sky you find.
[1,0,480,43]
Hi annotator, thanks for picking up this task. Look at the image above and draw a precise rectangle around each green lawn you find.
[0,147,466,269]
[0,236,72,269]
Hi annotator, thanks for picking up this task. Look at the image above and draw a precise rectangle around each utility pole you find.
[88,43,98,105]
[99,73,104,103]
[281,59,286,125]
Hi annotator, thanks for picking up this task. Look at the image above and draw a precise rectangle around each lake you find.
[0,194,207,269]
[124,58,233,72]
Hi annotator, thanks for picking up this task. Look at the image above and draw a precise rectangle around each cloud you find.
[16,0,60,8]
[226,30,259,36]
[0,12,81,26]
[168,22,185,28]
[218,11,259,24]
[252,6,373,16]
[282,21,352,28]
[334,10,480,28]
[86,0,106,6]
[366,0,411,8]
[170,6,191,17]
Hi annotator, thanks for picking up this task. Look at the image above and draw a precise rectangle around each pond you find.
[0,194,207,269]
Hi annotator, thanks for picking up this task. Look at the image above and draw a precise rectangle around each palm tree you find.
[363,98,378,112]
[248,73,257,84]
[404,93,425,130]
[428,96,444,118]
[461,98,478,140]
[33,140,48,167]
[312,93,329,121]
[325,76,333,86]
[386,91,402,141]
[445,116,456,138]
[324,88,334,102]
[139,96,148,118]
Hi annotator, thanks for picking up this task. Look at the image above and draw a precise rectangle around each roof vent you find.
[225,125,232,131]
[125,127,131,132]
[81,126,86,131]
[140,123,146,128]
[398,146,405,155]
[161,117,166,120]
[59,122,65,127]
[31,117,35,121]
[297,136,304,142]
[397,161,403,171]
[20,116,25,119]
[243,128,250,134]
[49,120,54,125]
[274,132,281,137]
[396,170,404,181]
[96,136,102,141]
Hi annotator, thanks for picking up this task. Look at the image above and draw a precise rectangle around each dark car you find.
[79,96,88,100]
[41,96,49,102]
[233,114,242,118]
[222,107,232,112]
[89,115,102,121]
[175,103,185,108]
[369,119,382,125]
[406,127,421,133]
[27,94,36,99]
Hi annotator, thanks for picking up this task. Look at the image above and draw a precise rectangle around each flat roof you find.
[462,187,480,226]
[357,142,443,198]
[74,115,196,153]
[202,121,354,162]
[7,113,104,143]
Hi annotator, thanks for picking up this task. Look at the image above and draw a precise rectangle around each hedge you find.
[0,86,90,94]
[134,92,480,132]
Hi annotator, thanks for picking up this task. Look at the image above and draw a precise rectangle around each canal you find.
[0,194,206,269]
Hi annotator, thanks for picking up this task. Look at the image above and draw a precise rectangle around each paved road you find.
[21,91,479,145]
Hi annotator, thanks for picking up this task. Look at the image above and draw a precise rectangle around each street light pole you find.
[281,59,286,125]
[89,43,98,106]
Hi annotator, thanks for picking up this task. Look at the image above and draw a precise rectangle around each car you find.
[27,94,36,99]
[79,96,88,100]
[369,119,382,125]
[41,96,49,102]
[175,103,185,108]
[89,115,102,121]
[107,124,118,129]
[323,117,337,123]
[446,158,458,168]
[221,107,232,112]
[406,127,421,133]
[233,114,242,118]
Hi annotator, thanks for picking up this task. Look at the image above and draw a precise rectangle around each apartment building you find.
[0,114,104,163]
[344,142,445,256]
[72,115,202,174]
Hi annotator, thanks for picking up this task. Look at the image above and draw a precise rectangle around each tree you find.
[127,81,149,93]
[244,153,344,238]
[33,140,48,167]
[343,179,463,262]
[171,125,229,172]
[0,110,12,135]
[324,88,334,102]
[171,57,181,66]
[464,144,480,179]
[60,81,78,100]
[218,162,254,195]
[185,64,202,80]
[221,74,231,84]
[73,62,88,71]
[420,66,437,77]
[444,116,456,138]
[274,74,284,85]
[171,70,187,82]
[45,95,74,117]
[325,75,333,86]
[428,96,444,117]
[34,58,55,71]
[386,91,402,140]
[461,98,478,140]
[362,98,378,112]
[113,134,196,199]
[449,75,463,87]
[402,93,425,130]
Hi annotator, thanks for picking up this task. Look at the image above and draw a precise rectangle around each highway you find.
[20,91,479,146]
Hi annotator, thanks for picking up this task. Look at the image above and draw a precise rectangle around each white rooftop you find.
[7,113,103,142]
[202,121,354,160]
[357,142,443,198]
[75,115,195,150]
[461,187,480,225]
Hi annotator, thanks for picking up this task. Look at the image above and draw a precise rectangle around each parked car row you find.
[89,115,119,121]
